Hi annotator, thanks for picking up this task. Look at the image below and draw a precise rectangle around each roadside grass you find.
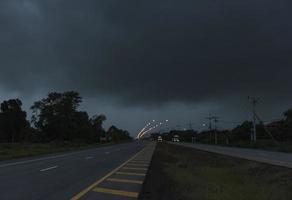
[139,143,292,200]
[0,141,131,161]
[226,140,292,153]
[198,140,292,153]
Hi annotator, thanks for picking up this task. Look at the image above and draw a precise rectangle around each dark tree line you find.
[0,91,131,144]
[155,108,292,144]
[108,126,131,142]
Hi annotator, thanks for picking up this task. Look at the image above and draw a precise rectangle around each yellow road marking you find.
[71,147,147,200]
[107,178,143,184]
[116,172,146,176]
[127,163,149,167]
[93,187,139,198]
[130,159,148,161]
[123,167,148,171]
[132,160,149,162]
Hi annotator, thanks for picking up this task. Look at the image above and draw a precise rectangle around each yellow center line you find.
[130,160,149,162]
[135,159,150,161]
[131,160,150,164]
[106,178,143,184]
[71,146,148,200]
[127,164,149,167]
[123,167,148,171]
[93,187,139,198]
[116,172,146,176]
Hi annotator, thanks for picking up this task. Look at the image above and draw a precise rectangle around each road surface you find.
[171,142,292,168]
[0,141,155,200]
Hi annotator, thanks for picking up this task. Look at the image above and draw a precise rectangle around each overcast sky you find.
[0,0,292,135]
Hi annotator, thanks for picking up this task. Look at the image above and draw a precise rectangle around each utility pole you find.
[214,117,219,145]
[206,115,219,144]
[188,122,193,131]
[187,122,196,143]
[248,96,259,142]
[206,114,213,143]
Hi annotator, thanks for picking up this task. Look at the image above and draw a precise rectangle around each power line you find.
[218,120,242,124]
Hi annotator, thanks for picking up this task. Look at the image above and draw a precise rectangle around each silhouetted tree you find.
[284,109,292,122]
[31,91,93,142]
[91,114,107,142]
[230,121,252,142]
[282,109,292,140]
[108,126,131,142]
[0,99,29,142]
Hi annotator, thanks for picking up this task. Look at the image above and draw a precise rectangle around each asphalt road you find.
[0,141,147,200]
[171,142,292,168]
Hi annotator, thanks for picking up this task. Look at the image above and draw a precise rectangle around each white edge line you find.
[0,155,68,168]
[40,166,58,172]
[0,143,130,168]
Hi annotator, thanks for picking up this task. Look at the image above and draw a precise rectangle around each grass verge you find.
[139,143,292,200]
[0,141,131,161]
[226,140,292,153]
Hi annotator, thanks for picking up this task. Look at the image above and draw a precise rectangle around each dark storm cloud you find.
[1,0,292,106]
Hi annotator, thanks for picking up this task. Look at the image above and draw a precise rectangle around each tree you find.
[0,99,29,142]
[282,109,292,140]
[107,126,131,142]
[31,91,92,142]
[284,109,292,122]
[231,121,253,142]
[90,114,107,142]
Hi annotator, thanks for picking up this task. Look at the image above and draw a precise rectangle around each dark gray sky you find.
[1,0,292,135]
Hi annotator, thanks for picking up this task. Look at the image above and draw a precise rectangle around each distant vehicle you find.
[172,135,180,142]
[158,136,163,142]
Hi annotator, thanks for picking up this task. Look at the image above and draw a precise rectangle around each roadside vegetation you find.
[139,143,292,200]
[0,91,132,160]
[154,108,292,152]
[0,141,130,161]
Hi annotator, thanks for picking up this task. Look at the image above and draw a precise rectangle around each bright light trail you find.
[136,121,153,139]
[138,120,169,139]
